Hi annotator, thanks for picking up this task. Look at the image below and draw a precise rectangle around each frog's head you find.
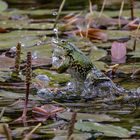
[52,38,75,55]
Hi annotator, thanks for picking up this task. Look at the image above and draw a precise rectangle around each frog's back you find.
[69,44,93,79]
[69,43,92,65]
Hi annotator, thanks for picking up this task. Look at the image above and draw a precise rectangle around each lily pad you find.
[0,90,43,101]
[119,63,140,74]
[0,30,50,49]
[0,68,12,82]
[126,39,140,58]
[0,56,14,68]
[90,47,107,61]
[57,111,120,122]
[75,122,131,138]
[92,61,108,71]
[104,9,140,19]
[106,30,130,40]
[22,43,52,60]
[33,69,71,85]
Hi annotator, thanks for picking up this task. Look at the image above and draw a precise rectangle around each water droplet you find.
[66,82,76,91]
[53,28,58,33]
[37,88,53,99]
[34,75,50,90]
[52,56,62,67]
[53,28,59,39]
[36,40,42,46]
[21,43,25,47]
[32,51,38,59]
[9,46,16,53]
[52,9,58,16]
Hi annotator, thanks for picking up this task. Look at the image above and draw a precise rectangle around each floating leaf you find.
[0,90,43,100]
[0,56,14,68]
[33,69,71,85]
[86,11,128,27]
[57,111,119,122]
[90,47,107,61]
[75,122,131,138]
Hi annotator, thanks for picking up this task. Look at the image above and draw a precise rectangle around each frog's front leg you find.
[57,57,70,73]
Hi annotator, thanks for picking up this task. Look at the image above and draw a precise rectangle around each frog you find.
[38,38,138,101]
[52,39,94,93]
[52,39,93,80]
[51,39,135,98]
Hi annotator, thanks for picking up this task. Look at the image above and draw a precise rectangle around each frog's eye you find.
[61,40,66,43]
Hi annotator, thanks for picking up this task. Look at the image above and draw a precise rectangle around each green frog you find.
[52,39,135,99]
[52,39,93,80]
[38,39,138,101]
[52,39,94,94]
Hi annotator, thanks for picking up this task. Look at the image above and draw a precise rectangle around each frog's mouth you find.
[51,37,66,50]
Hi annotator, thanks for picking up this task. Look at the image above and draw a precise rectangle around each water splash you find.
[36,40,42,46]
[36,75,50,83]
[52,9,58,16]
[32,51,38,59]
[9,46,16,53]
[66,82,76,92]
[52,56,61,67]
[21,43,25,47]
[53,28,59,39]
[37,88,54,100]
[51,36,64,68]
[51,37,58,44]
[52,46,64,68]
[34,75,50,90]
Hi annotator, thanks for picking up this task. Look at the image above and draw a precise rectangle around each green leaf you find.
[0,90,43,101]
[75,122,131,138]
[57,111,119,122]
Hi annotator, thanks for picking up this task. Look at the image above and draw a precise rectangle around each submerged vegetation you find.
[0,0,140,139]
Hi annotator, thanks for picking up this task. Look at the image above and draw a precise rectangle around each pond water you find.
[0,0,140,139]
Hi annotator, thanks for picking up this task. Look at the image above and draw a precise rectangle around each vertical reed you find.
[67,112,77,139]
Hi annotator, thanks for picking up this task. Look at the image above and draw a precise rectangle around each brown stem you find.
[133,38,137,51]
[11,42,21,79]
[67,112,77,139]
[130,0,134,20]
[22,52,32,121]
